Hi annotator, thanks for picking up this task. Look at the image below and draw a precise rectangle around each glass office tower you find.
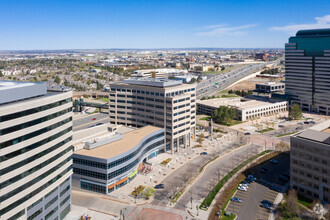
[285,29,330,115]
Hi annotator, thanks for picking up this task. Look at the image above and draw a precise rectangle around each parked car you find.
[231,197,242,203]
[279,175,289,182]
[270,185,281,192]
[154,184,165,189]
[304,121,309,124]
[239,184,249,188]
[270,159,278,164]
[92,118,96,120]
[238,187,247,191]
[200,152,208,155]
[244,132,251,135]
[261,200,273,207]
[283,173,290,179]
[240,181,251,186]
[298,122,304,125]
[260,203,273,210]
[247,175,256,181]
[260,167,268,173]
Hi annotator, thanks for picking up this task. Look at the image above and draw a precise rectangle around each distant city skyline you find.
[1,0,330,50]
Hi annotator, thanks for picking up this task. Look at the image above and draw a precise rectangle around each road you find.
[196,58,283,98]
[153,143,260,211]
[73,112,109,131]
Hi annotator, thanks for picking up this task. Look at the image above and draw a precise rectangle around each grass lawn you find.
[203,71,222,74]
[297,194,313,207]
[221,213,236,220]
[228,120,244,126]
[200,116,211,120]
[276,132,297,137]
[94,97,109,102]
[221,94,239,98]
[257,128,275,133]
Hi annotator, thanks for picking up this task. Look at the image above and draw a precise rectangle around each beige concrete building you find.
[290,120,330,202]
[109,78,196,153]
[0,81,73,220]
[197,97,288,121]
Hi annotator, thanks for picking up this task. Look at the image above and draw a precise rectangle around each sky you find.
[1,0,330,50]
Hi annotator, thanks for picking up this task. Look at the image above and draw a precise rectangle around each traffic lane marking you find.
[265,190,278,196]
[264,194,276,201]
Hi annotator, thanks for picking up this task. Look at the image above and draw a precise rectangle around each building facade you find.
[255,82,285,93]
[290,120,330,202]
[72,126,164,194]
[109,78,196,153]
[0,81,73,220]
[285,29,330,115]
[197,97,287,121]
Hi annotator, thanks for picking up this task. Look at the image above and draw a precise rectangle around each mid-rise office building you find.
[109,78,196,153]
[255,82,285,93]
[72,125,164,194]
[290,120,330,202]
[285,29,330,115]
[0,81,73,220]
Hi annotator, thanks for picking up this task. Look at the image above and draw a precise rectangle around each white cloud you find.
[195,23,258,37]
[270,15,330,35]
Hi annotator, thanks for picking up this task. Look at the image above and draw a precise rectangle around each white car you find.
[239,184,249,188]
[238,186,247,191]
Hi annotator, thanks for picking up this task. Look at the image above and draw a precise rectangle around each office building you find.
[197,97,287,121]
[72,125,164,194]
[290,120,330,202]
[285,29,330,115]
[255,82,285,93]
[109,78,196,153]
[0,81,73,220]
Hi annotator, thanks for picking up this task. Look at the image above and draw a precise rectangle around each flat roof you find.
[0,81,47,104]
[197,97,242,108]
[256,82,285,86]
[231,99,286,110]
[114,77,183,88]
[74,126,163,159]
[295,120,330,144]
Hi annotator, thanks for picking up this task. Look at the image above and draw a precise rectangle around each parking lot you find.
[225,154,290,220]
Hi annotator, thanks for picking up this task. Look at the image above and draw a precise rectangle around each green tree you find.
[289,104,302,120]
[229,108,237,120]
[0,70,3,77]
[197,76,202,83]
[190,78,197,83]
[55,76,61,84]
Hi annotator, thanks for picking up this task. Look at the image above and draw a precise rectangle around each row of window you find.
[110,88,165,97]
[45,195,58,210]
[1,107,72,136]
[0,145,72,190]
[81,181,106,194]
[46,206,58,220]
[1,126,72,164]
[0,116,72,150]
[0,98,72,123]
[74,140,164,181]
[0,156,72,203]
[28,207,42,220]
[166,88,195,97]
[74,133,163,170]
[0,165,72,216]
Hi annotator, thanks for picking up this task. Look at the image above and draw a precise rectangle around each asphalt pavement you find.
[73,112,109,131]
[226,154,290,220]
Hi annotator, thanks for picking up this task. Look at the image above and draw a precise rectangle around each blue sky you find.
[1,0,330,50]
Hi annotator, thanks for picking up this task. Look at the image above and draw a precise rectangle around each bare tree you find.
[287,189,300,217]
[275,141,290,152]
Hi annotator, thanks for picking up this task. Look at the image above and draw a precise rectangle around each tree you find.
[289,104,302,120]
[197,76,202,83]
[287,189,300,217]
[190,78,197,83]
[54,76,61,84]
[141,187,155,200]
[229,108,237,120]
[275,141,290,152]
[0,70,3,77]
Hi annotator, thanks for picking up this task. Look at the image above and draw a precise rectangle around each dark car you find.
[260,203,273,210]
[154,184,165,189]
[261,200,273,207]
[283,173,290,179]
[244,132,251,135]
[303,121,309,124]
[260,167,268,173]
[241,180,251,186]
[200,152,208,155]
[279,175,289,182]
[270,159,278,164]
[270,185,281,192]
[231,197,242,203]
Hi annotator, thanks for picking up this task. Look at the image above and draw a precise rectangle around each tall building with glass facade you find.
[285,29,330,115]
[109,78,196,154]
[0,81,73,220]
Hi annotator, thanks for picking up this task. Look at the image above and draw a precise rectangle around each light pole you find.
[190,191,193,209]
[196,205,199,216]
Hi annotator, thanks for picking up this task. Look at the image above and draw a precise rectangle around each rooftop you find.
[296,28,330,37]
[296,120,330,145]
[114,77,183,88]
[74,125,163,159]
[0,81,47,105]
[256,82,285,86]
[197,97,242,108]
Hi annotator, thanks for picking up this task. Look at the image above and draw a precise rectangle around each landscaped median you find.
[199,150,270,210]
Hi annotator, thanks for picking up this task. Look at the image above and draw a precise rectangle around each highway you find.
[196,58,283,98]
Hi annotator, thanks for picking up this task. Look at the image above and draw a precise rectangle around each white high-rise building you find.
[0,81,73,220]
